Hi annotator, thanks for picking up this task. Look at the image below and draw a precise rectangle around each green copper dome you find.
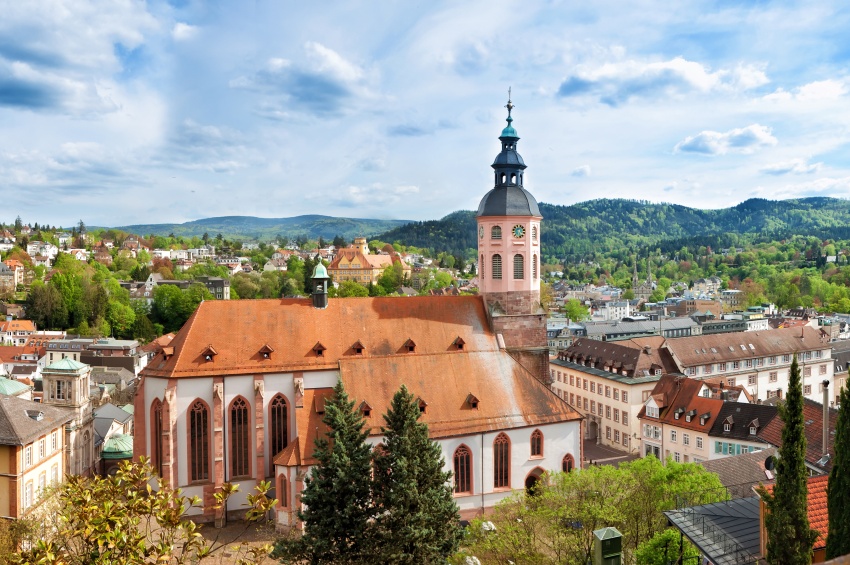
[0,378,30,396]
[312,263,329,279]
[101,434,134,459]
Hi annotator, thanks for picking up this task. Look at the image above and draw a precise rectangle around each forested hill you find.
[376,197,850,261]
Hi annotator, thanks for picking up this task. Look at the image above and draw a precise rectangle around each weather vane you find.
[506,87,514,116]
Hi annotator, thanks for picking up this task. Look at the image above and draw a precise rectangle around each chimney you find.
[823,380,830,459]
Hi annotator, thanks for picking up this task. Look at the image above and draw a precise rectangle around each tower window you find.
[510,173,516,184]
[514,254,524,279]
[491,226,502,240]
[492,254,502,279]
[532,225,537,241]
[533,254,538,280]
[501,173,506,184]
[480,254,484,278]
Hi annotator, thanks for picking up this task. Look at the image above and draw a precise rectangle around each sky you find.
[2,0,850,228]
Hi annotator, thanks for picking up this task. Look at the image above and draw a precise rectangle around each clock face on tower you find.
[512,225,526,238]
[479,225,484,239]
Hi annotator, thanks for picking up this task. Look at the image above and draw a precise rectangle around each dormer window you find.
[674,408,684,420]
[417,398,428,414]
[260,344,274,359]
[312,342,326,357]
[466,393,479,410]
[202,345,217,362]
[453,337,465,351]
[351,341,365,355]
[360,401,372,418]
[724,423,731,432]
[403,338,416,353]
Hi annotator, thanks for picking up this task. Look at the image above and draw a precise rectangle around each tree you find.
[827,383,850,558]
[562,298,589,322]
[16,458,275,565]
[372,385,462,564]
[635,528,699,565]
[274,380,374,564]
[759,355,819,564]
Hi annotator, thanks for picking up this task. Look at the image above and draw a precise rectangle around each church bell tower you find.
[477,93,548,381]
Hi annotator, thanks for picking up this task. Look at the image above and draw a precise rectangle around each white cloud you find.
[304,41,363,83]
[172,22,198,42]
[558,56,769,106]
[674,124,778,155]
[571,165,591,177]
[763,79,847,102]
[760,158,822,175]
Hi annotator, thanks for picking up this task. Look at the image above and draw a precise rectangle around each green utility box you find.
[593,527,623,565]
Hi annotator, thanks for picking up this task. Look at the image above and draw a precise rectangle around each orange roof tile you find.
[142,296,499,378]
[763,474,829,550]
[0,320,35,333]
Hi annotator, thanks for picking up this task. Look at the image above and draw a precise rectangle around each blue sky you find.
[2,0,850,227]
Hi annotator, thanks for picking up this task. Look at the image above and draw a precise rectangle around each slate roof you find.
[758,397,837,473]
[708,403,779,442]
[0,395,74,445]
[90,367,135,385]
[698,447,778,488]
[143,296,502,378]
[762,475,828,551]
[664,496,762,565]
[559,337,676,378]
[664,326,828,368]
[94,403,133,425]
[477,186,541,217]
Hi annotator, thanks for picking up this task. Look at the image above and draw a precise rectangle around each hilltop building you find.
[134,98,581,527]
[327,237,410,286]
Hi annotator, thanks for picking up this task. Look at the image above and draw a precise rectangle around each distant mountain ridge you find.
[114,215,412,241]
[376,197,850,261]
[111,197,850,261]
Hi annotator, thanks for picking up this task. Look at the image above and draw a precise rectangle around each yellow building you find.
[327,237,410,285]
[0,396,73,519]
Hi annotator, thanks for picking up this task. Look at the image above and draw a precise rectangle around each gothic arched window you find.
[152,399,163,476]
[230,396,251,478]
[494,433,511,488]
[513,254,524,279]
[269,394,289,473]
[454,445,472,493]
[492,254,502,280]
[189,399,210,482]
[562,454,575,473]
[531,429,543,457]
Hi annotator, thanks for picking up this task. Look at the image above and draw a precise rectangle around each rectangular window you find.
[727,377,736,387]
[820,364,827,375]
[671,430,677,442]
[757,358,764,367]
[613,389,619,401]
[646,406,659,418]
[653,427,661,440]
[591,400,596,413]
[569,393,575,404]
[718,362,727,371]
[715,441,722,454]
[583,398,588,410]
[783,354,790,363]
[606,405,611,419]
[804,385,812,395]
[769,371,778,383]
[644,424,653,438]
[606,426,611,440]
[38,439,44,460]
[696,437,703,449]
[614,408,619,422]
[704,364,712,374]
[614,430,620,442]
[683,433,690,446]
[769,356,776,364]
[732,361,740,369]
[622,391,628,403]
[25,446,32,468]
[804,367,812,377]
[622,411,628,425]
[569,375,574,386]
[748,375,757,386]
[590,382,596,393]
[816,349,823,359]
[51,464,58,484]
[583,379,588,390]
[51,432,57,452]
[674,452,681,463]
[623,435,629,447]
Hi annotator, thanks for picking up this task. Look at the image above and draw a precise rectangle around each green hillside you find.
[376,197,850,261]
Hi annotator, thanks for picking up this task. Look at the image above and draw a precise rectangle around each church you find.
[133,98,583,526]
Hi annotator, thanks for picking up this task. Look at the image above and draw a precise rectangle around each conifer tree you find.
[273,380,374,564]
[372,385,462,564]
[827,383,850,558]
[760,355,818,564]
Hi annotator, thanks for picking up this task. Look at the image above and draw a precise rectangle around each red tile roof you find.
[638,375,723,432]
[758,398,838,473]
[143,296,500,378]
[763,474,828,550]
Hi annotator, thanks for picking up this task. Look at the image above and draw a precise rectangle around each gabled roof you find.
[142,296,499,378]
[664,326,828,368]
[708,403,778,442]
[0,320,34,333]
[639,375,724,432]
[757,397,838,473]
[560,337,676,378]
[0,396,74,445]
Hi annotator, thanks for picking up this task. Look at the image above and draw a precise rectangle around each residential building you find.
[195,276,230,300]
[0,318,36,346]
[707,402,778,459]
[552,337,677,451]
[662,326,833,403]
[0,396,74,518]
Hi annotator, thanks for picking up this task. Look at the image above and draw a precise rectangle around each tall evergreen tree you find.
[273,380,374,564]
[760,355,819,564]
[827,383,850,558]
[372,385,462,564]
